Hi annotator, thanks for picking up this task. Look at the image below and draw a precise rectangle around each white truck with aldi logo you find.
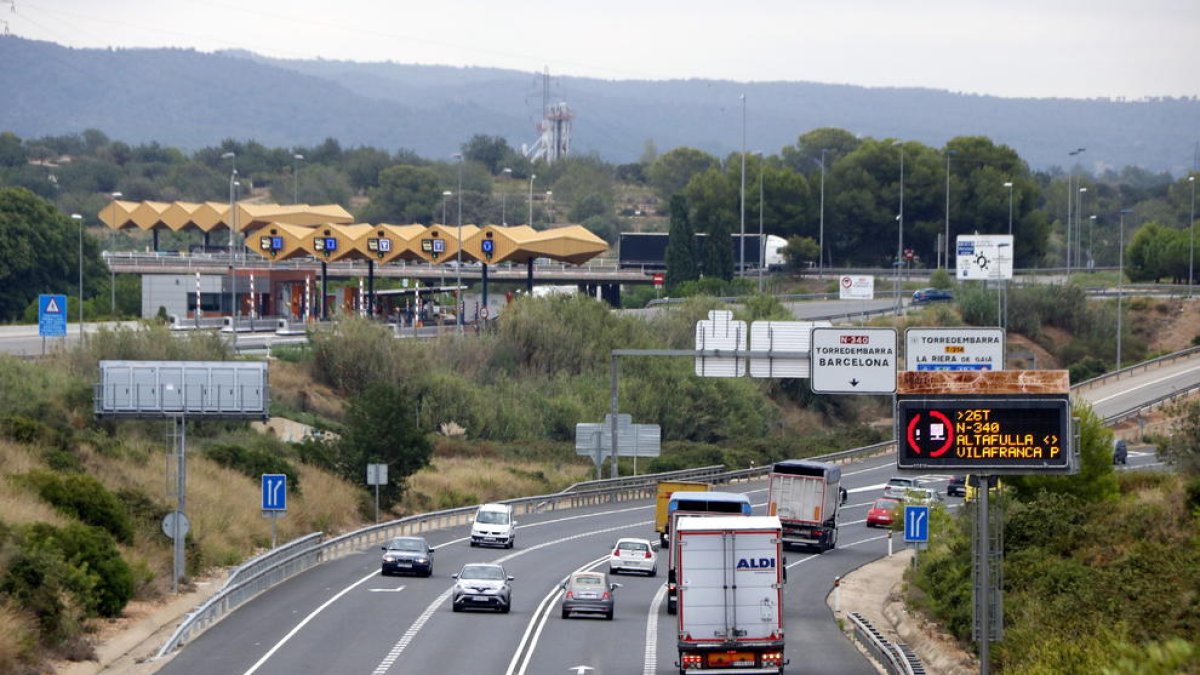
[675,515,786,674]
[767,459,844,552]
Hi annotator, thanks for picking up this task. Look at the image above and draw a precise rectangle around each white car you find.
[882,477,925,500]
[608,537,657,576]
[901,487,944,505]
[470,503,517,548]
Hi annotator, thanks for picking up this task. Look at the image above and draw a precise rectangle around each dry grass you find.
[0,603,36,674]
[0,440,71,527]
[269,360,343,419]
[401,456,591,513]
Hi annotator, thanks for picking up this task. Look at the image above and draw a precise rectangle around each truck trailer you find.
[675,515,787,674]
[666,491,753,614]
[766,460,843,552]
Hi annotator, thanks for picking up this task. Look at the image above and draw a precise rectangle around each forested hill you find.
[2,36,1196,172]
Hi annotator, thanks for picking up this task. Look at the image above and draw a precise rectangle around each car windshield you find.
[477,511,510,525]
[387,538,425,551]
[572,575,603,586]
[888,478,914,487]
[873,499,897,509]
[618,541,648,552]
[461,565,505,580]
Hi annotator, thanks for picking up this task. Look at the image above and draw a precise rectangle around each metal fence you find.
[847,612,925,675]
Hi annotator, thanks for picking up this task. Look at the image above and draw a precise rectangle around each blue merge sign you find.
[904,505,930,543]
[261,474,287,511]
[38,294,68,338]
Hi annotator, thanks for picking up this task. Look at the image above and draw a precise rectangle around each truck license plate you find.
[708,652,754,667]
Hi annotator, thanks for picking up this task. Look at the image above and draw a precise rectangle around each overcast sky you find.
[10,0,1200,99]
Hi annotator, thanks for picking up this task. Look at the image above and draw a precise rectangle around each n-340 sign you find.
[896,397,1071,473]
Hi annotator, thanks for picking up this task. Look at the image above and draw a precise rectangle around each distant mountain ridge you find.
[2,36,1196,173]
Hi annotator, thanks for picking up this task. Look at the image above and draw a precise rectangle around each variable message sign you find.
[896,397,1071,473]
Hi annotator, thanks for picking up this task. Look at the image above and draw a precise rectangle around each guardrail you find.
[1073,345,1200,394]
[847,612,925,675]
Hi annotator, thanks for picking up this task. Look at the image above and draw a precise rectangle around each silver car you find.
[560,571,620,620]
[451,563,513,613]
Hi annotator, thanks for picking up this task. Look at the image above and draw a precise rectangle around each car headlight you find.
[415,558,428,564]
[383,555,396,562]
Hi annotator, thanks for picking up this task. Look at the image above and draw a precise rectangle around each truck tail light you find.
[680,653,702,669]
[762,651,784,667]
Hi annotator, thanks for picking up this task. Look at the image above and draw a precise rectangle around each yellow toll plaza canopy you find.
[97,200,353,233]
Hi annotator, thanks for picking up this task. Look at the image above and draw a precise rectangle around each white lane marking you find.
[371,521,651,675]
[642,583,669,675]
[367,586,406,593]
[240,569,378,675]
[371,588,452,675]
[508,555,609,675]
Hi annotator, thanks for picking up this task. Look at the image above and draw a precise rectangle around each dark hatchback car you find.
[380,536,434,577]
[912,288,954,303]
[946,475,966,497]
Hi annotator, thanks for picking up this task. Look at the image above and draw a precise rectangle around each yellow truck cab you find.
[654,481,709,547]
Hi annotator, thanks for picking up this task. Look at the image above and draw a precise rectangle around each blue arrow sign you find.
[261,474,287,511]
[904,505,929,543]
[39,294,68,338]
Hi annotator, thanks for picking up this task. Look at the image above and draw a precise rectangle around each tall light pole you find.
[501,167,512,225]
[944,150,955,269]
[1088,215,1096,269]
[1077,187,1088,269]
[818,149,827,276]
[442,190,452,225]
[894,140,905,316]
[739,93,747,279]
[1117,208,1131,370]
[545,191,553,224]
[1189,175,1196,298]
[454,153,464,333]
[292,153,304,204]
[756,152,765,293]
[1066,147,1086,276]
[528,173,536,226]
[71,213,83,339]
[221,152,237,318]
[110,191,122,316]
[1004,182,1014,235]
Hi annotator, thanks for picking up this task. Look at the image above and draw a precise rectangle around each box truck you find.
[766,460,843,552]
[655,480,710,547]
[675,515,786,674]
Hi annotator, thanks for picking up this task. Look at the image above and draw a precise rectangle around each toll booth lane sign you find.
[896,397,1071,472]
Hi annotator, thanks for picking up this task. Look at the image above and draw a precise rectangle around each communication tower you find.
[522,68,573,164]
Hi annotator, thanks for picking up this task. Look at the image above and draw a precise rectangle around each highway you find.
[153,359,1185,675]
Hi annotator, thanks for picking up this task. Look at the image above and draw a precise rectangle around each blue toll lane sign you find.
[38,294,68,338]
[261,474,287,511]
[904,505,930,543]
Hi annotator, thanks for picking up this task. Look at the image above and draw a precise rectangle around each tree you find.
[461,135,518,175]
[360,165,441,224]
[783,236,819,271]
[338,381,433,505]
[0,188,104,322]
[664,195,698,291]
[0,131,27,168]
[1005,404,1119,503]
[648,147,718,201]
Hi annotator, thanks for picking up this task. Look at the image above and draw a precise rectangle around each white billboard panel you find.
[905,327,1005,371]
[695,310,746,377]
[956,235,1014,280]
[748,321,830,378]
[810,327,897,394]
[838,275,875,300]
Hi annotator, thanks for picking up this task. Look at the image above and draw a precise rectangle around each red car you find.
[866,497,901,528]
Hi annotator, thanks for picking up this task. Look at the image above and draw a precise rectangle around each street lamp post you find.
[71,214,83,339]
[292,153,304,204]
[501,167,512,225]
[442,190,452,225]
[528,174,536,226]
[221,152,238,318]
[894,140,905,315]
[545,191,553,224]
[739,93,747,278]
[1189,176,1196,297]
[945,150,955,269]
[1004,182,1014,235]
[454,153,464,333]
[757,152,765,293]
[1117,209,1132,370]
[818,149,827,275]
[110,191,122,315]
[1066,147,1086,276]
[1077,187,1088,269]
[1088,215,1096,269]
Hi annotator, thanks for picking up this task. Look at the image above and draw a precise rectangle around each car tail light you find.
[680,653,702,669]
[564,591,573,599]
[602,591,610,600]
[644,550,652,559]
[613,548,620,556]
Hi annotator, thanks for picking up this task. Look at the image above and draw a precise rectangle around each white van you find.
[470,503,516,548]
